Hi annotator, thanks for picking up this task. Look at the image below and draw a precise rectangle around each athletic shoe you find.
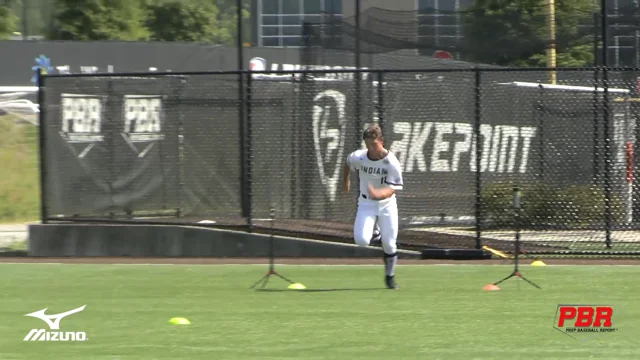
[385,275,398,289]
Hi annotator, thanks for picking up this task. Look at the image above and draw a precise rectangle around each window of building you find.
[304,0,322,14]
[262,0,279,14]
[417,0,465,57]
[282,0,300,14]
[259,0,342,47]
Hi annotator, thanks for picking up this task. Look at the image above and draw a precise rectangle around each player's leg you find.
[353,203,377,247]
[370,217,381,244]
[378,201,399,289]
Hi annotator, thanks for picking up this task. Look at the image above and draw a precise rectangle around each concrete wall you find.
[27,224,422,258]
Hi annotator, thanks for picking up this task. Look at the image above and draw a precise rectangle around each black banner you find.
[41,70,637,231]
[43,76,181,216]
[179,75,243,219]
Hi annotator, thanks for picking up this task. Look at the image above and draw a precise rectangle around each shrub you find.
[480,181,626,229]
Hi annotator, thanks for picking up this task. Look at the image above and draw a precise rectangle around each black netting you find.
[41,74,243,222]
[300,3,640,71]
[248,77,299,221]
[42,75,183,218]
[179,74,243,221]
[39,68,640,255]
[380,71,477,226]
[246,74,374,237]
[477,70,638,254]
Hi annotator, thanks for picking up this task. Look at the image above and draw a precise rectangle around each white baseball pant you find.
[353,197,398,255]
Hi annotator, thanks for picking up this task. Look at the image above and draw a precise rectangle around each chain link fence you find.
[38,67,640,255]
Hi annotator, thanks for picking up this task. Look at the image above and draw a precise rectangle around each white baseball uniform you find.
[346,149,404,256]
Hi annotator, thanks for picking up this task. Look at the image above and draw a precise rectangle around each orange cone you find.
[483,284,500,291]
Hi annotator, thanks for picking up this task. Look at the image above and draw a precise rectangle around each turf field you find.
[0,262,638,360]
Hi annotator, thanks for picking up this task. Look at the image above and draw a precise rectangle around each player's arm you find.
[367,184,396,200]
[343,152,358,193]
[367,157,403,200]
[343,162,352,193]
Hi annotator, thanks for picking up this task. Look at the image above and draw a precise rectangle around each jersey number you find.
[380,176,387,185]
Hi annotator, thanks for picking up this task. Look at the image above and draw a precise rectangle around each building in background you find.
[602,0,640,67]
[251,0,343,47]
[249,0,476,54]
[250,0,640,68]
[416,0,473,59]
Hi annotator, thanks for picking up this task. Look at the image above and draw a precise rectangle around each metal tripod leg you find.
[249,209,299,290]
[249,267,295,289]
[493,270,541,289]
[489,188,542,290]
[249,272,271,289]
[516,273,542,289]
[493,272,516,286]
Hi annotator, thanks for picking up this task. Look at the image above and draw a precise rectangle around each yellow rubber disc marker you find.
[288,283,306,290]
[169,317,191,325]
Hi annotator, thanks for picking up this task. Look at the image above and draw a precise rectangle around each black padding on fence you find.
[39,69,640,255]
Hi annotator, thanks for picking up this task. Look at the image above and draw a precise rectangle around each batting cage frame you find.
[35,66,640,256]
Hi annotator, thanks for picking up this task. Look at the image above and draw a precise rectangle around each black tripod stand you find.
[249,208,297,289]
[490,186,541,290]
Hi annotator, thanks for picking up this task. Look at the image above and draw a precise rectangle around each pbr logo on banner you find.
[122,95,165,158]
[59,94,105,158]
[553,304,619,341]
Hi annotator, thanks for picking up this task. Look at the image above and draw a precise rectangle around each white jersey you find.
[346,149,404,203]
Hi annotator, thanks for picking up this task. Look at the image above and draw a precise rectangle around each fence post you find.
[593,68,600,188]
[354,0,361,149]
[244,72,254,230]
[601,0,612,247]
[107,79,115,217]
[603,74,612,247]
[377,71,384,132]
[355,0,360,69]
[37,67,48,224]
[238,70,249,228]
[176,77,187,218]
[474,68,482,249]
[534,85,546,181]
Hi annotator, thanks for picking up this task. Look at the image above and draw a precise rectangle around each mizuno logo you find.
[25,305,86,330]
[23,305,88,342]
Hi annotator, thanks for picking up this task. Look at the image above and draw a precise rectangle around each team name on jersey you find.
[361,166,388,175]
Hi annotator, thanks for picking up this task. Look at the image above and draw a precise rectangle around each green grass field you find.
[0,263,638,359]
[0,115,39,224]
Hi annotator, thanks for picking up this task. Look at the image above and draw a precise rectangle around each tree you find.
[144,0,250,44]
[0,5,18,39]
[212,0,251,45]
[144,1,219,42]
[460,0,599,67]
[48,0,150,41]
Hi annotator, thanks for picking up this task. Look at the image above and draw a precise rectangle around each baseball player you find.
[342,124,404,289]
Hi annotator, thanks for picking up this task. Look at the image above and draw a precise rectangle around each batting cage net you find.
[39,67,640,255]
[301,3,640,68]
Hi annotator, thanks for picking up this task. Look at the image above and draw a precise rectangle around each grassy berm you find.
[0,115,39,224]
